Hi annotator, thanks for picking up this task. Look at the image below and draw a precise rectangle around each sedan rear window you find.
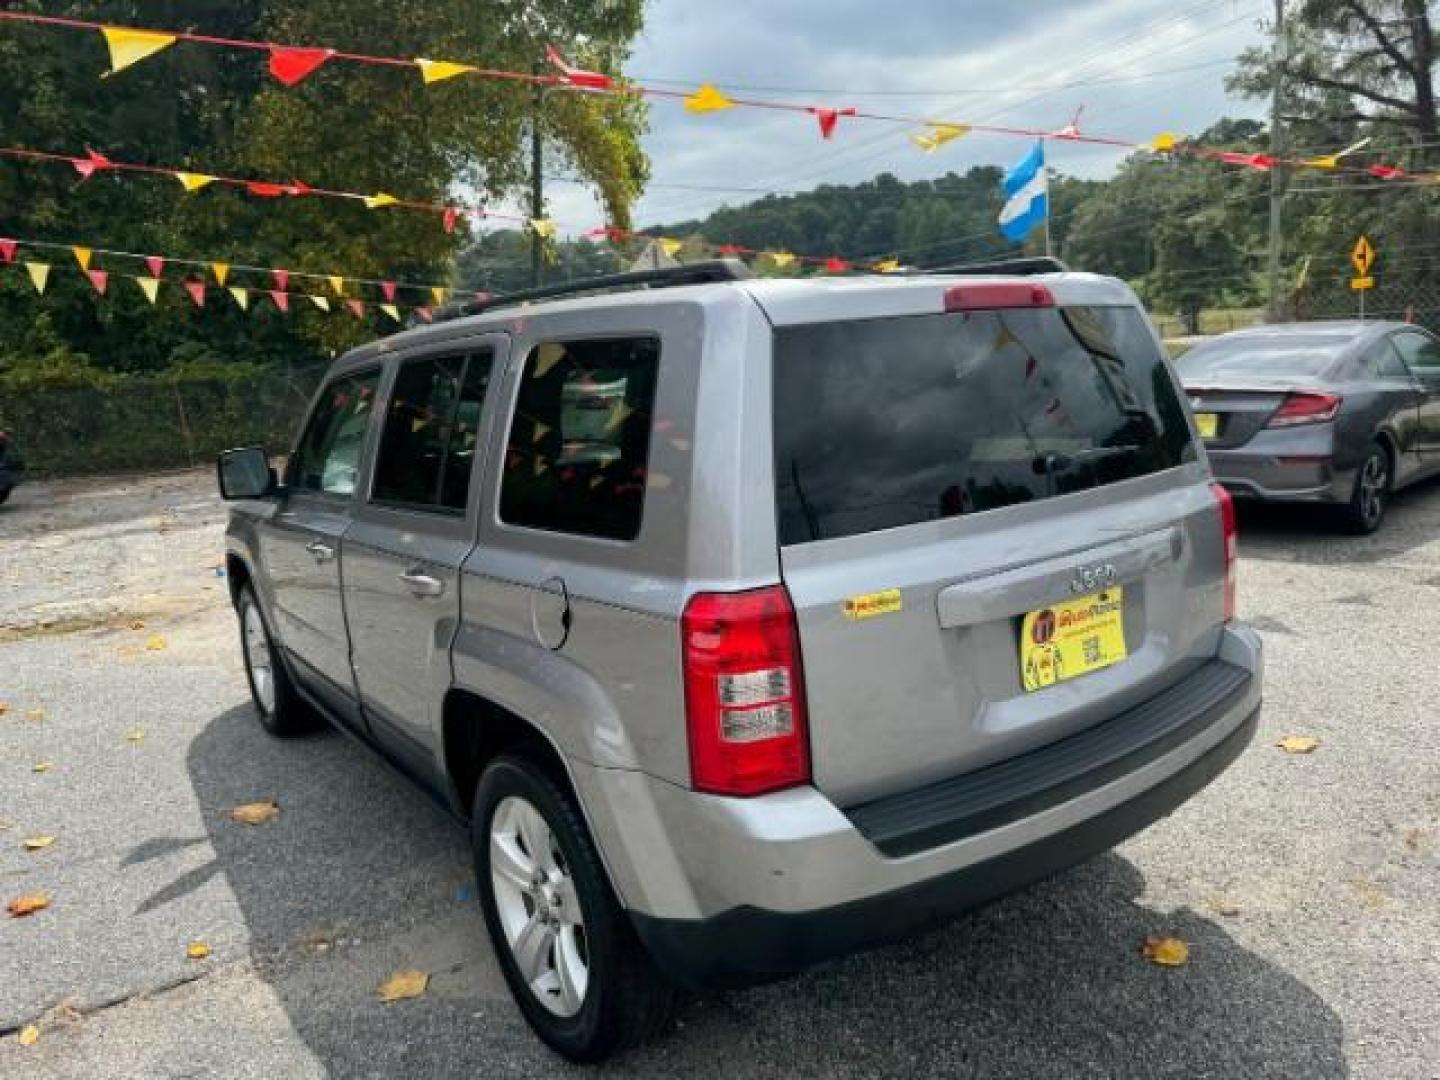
[1178,334,1350,379]
[773,306,1195,546]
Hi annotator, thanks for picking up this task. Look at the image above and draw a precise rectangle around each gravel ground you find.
[0,467,1435,1079]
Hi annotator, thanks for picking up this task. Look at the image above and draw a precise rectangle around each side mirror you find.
[218,447,277,501]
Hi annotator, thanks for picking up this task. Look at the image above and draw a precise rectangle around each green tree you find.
[1149,210,1246,334]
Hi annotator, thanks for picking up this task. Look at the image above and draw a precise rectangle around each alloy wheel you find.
[489,795,589,1017]
[242,600,276,714]
[1359,452,1388,529]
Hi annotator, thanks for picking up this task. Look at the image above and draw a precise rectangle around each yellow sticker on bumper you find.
[844,589,903,621]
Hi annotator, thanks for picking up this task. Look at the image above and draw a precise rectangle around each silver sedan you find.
[1178,320,1440,533]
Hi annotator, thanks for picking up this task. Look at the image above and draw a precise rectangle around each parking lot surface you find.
[1,468,1436,1079]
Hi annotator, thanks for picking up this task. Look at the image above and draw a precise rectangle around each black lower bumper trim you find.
[630,705,1259,990]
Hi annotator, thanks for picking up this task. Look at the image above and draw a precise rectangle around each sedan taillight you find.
[1266,391,1342,428]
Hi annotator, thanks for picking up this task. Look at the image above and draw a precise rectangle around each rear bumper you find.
[577,625,1262,989]
[1206,448,1351,503]
[634,704,1258,988]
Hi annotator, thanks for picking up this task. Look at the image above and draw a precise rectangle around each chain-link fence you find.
[0,363,326,477]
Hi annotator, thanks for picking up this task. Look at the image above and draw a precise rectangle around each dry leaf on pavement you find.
[16,1025,39,1047]
[229,800,280,826]
[145,635,168,652]
[7,895,50,918]
[376,970,429,1003]
[128,620,146,631]
[32,762,54,774]
[1141,935,1190,967]
[186,941,211,960]
[1276,735,1320,754]
[1208,897,1241,917]
[125,728,146,743]
[22,836,56,852]
[24,708,45,722]
[0,701,9,716]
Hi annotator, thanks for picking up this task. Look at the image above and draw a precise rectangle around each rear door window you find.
[773,306,1194,545]
[499,337,660,541]
[1361,338,1410,379]
[371,350,494,512]
[290,370,381,496]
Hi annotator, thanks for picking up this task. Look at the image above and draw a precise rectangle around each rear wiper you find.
[1032,444,1144,476]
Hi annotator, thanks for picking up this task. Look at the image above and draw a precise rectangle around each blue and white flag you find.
[998,141,1048,242]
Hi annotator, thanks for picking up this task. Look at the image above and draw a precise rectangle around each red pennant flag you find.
[288,179,313,197]
[145,256,165,279]
[443,207,460,234]
[810,107,857,140]
[72,148,115,181]
[248,181,287,198]
[717,244,746,256]
[346,298,366,319]
[270,290,291,313]
[269,46,334,87]
[1218,151,1275,171]
[545,44,613,90]
[824,257,851,273]
[184,280,206,307]
[1368,164,1406,180]
[273,269,290,292]
[415,306,434,323]
[0,239,16,264]
[86,269,109,295]
[381,281,398,303]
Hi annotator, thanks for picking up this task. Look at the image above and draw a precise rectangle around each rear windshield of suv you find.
[773,305,1195,545]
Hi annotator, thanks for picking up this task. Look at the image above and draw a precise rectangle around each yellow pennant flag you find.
[101,27,177,75]
[73,246,93,271]
[136,277,161,304]
[228,287,250,311]
[175,171,217,193]
[1305,154,1339,170]
[329,275,345,295]
[430,286,448,306]
[530,218,556,239]
[660,238,683,258]
[26,262,51,294]
[380,303,401,322]
[873,258,901,273]
[685,83,735,114]
[415,58,476,84]
[1149,132,1180,153]
[365,193,400,210]
[910,123,970,153]
[212,262,230,286]
[767,252,796,269]
[308,295,331,312]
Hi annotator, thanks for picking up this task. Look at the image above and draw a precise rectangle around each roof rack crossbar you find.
[439,259,754,321]
[924,256,1069,277]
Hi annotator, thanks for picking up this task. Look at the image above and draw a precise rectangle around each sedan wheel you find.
[1343,444,1390,535]
[242,599,276,715]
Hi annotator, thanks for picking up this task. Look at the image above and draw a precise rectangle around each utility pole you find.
[1267,0,1286,321]
[530,72,545,289]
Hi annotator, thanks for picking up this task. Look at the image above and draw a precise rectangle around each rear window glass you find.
[773,306,1195,546]
[1178,334,1350,379]
[499,337,659,542]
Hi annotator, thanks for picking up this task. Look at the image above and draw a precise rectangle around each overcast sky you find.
[533,0,1271,235]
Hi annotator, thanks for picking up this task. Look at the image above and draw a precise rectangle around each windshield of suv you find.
[773,304,1195,545]
[1177,333,1350,380]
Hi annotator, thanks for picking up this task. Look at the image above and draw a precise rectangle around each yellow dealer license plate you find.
[1195,412,1220,439]
[1020,588,1128,692]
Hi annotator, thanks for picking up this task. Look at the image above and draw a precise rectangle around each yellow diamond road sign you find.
[1351,235,1375,277]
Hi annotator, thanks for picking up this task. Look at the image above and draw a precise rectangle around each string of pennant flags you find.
[1,8,1436,187]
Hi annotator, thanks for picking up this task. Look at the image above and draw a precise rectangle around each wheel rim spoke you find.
[512,912,554,984]
[490,831,534,893]
[553,874,583,926]
[516,802,555,871]
[555,926,588,1014]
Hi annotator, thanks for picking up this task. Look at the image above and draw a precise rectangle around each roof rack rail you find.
[437,259,754,321]
[924,256,1069,277]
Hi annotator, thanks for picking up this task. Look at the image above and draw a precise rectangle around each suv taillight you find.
[1266,391,1342,428]
[1212,482,1237,622]
[681,586,811,796]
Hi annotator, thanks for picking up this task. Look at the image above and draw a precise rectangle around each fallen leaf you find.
[377,970,429,1003]
[128,620,146,631]
[16,1024,39,1047]
[1403,827,1429,854]
[32,762,55,775]
[1276,735,1320,755]
[186,941,211,960]
[1208,897,1241,918]
[24,708,45,722]
[22,836,56,852]
[1349,877,1388,909]
[7,894,50,918]
[0,701,9,716]
[229,800,279,826]
[125,728,146,744]
[145,635,168,652]
[1141,935,1189,967]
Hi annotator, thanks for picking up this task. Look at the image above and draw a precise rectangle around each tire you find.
[237,584,315,736]
[472,753,676,1062]
[1339,441,1391,535]
[0,487,10,505]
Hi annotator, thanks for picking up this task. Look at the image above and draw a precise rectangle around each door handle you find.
[399,568,445,598]
[305,540,336,563]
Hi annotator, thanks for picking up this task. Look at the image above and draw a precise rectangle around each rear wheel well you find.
[443,690,572,818]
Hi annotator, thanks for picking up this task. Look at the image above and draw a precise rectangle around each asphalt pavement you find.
[0,468,1435,1079]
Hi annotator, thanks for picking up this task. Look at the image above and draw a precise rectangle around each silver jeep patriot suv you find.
[217,260,1263,1061]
